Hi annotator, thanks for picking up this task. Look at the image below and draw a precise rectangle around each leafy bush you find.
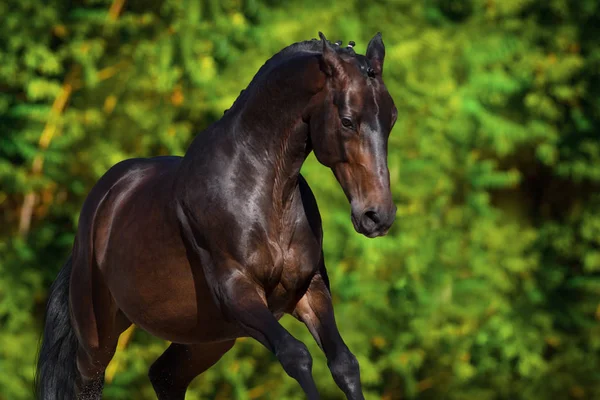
[1,0,599,399]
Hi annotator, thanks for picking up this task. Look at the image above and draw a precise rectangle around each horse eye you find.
[341,117,354,129]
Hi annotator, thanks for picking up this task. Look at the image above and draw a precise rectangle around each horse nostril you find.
[364,210,380,225]
[360,210,381,234]
[353,206,395,237]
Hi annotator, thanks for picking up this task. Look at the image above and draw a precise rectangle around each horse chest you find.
[263,235,320,314]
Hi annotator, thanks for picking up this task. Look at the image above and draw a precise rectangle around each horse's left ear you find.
[366,32,385,75]
[319,32,345,78]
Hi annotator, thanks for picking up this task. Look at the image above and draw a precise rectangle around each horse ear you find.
[366,32,385,75]
[319,32,345,78]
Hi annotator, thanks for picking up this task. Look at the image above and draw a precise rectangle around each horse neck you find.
[227,54,323,212]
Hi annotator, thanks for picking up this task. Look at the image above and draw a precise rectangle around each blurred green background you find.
[1,0,600,399]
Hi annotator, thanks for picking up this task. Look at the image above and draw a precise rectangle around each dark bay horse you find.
[36,32,397,400]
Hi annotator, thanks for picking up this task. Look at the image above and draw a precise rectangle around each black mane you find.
[254,37,373,81]
[260,38,354,69]
[224,38,372,115]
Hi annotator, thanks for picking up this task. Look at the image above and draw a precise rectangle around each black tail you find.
[35,256,79,399]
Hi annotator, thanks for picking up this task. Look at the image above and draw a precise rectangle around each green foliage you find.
[1,0,599,399]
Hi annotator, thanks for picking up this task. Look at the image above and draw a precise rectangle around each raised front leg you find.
[221,271,320,400]
[294,273,364,400]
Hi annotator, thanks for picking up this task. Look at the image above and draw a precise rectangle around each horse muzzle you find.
[351,204,397,238]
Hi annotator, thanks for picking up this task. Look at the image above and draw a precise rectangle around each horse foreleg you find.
[221,271,320,400]
[148,340,235,400]
[293,273,364,400]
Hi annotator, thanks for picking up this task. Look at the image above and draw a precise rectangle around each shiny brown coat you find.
[36,32,397,400]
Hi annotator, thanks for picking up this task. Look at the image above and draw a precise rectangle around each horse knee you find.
[328,350,360,386]
[276,339,313,378]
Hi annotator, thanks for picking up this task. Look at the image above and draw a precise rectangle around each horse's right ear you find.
[366,32,385,75]
[319,32,345,78]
